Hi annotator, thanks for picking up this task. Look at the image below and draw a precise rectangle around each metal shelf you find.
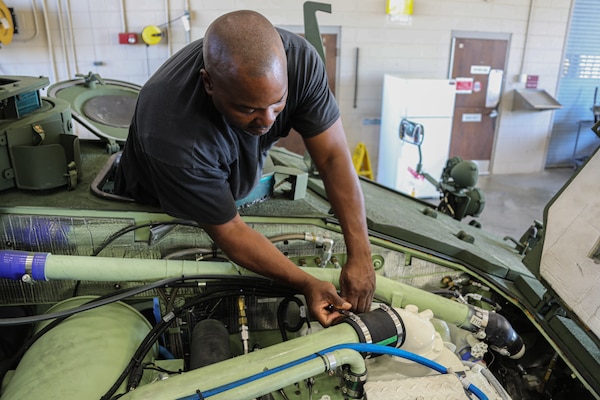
[512,89,562,111]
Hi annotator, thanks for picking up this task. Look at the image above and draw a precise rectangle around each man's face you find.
[202,69,288,136]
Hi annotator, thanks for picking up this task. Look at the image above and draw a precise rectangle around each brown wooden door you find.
[275,33,337,155]
[449,37,508,168]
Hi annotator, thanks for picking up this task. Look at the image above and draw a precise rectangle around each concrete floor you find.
[472,167,575,241]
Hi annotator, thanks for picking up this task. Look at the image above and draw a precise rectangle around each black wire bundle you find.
[101,277,298,400]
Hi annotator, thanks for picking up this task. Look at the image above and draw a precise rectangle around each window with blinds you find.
[546,0,600,167]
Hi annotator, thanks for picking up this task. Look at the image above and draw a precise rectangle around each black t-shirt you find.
[114,28,339,224]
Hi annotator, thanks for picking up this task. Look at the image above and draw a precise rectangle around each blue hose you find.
[176,353,319,399]
[325,343,448,373]
[324,344,488,400]
[176,342,489,400]
[467,382,489,400]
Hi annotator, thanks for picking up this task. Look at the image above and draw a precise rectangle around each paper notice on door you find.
[462,113,482,122]
[471,65,491,75]
[456,77,474,94]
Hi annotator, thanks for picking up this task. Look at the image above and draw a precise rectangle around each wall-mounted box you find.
[118,32,138,45]
[512,89,562,111]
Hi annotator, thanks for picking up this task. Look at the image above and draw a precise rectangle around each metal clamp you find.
[341,310,372,344]
[320,352,338,371]
[379,303,405,346]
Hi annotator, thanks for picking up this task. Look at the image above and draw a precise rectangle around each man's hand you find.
[203,215,361,327]
[339,257,376,313]
[303,278,352,327]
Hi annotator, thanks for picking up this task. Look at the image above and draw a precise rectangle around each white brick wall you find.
[1,0,573,175]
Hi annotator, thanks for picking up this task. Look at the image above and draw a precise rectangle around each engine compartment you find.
[0,216,594,400]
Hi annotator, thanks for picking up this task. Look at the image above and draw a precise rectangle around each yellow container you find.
[386,0,414,16]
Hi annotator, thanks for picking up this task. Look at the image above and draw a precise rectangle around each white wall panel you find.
[0,0,573,175]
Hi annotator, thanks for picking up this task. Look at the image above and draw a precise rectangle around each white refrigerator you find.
[377,75,457,198]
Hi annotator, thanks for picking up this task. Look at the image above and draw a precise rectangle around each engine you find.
[0,216,592,400]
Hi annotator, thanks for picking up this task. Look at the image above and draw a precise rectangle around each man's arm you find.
[303,117,376,313]
[201,214,352,326]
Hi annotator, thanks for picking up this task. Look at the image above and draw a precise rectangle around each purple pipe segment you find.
[0,250,49,281]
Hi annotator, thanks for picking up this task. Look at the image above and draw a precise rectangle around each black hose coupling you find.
[341,304,405,349]
[466,305,525,359]
[485,311,526,359]
[341,364,367,399]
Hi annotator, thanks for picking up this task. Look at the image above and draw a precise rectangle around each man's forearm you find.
[202,215,317,290]
[318,154,371,261]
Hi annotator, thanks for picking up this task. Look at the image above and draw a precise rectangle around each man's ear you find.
[200,69,213,95]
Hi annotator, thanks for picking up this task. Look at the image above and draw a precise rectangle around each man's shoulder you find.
[276,27,311,51]
[144,39,204,86]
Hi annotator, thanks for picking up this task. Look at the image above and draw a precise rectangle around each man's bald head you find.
[200,11,289,136]
[203,10,286,80]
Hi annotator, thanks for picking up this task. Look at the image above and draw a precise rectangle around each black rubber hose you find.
[484,312,525,359]
[342,306,405,348]
[189,319,232,369]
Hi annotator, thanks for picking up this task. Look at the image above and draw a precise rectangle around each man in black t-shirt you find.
[115,10,375,326]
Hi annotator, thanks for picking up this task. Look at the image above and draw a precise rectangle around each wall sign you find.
[471,65,491,74]
[526,75,539,89]
[456,77,474,94]
[462,113,482,122]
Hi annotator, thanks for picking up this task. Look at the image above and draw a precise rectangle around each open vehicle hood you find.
[538,151,600,337]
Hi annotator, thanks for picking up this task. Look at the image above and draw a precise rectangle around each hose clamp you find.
[469,306,490,329]
[341,310,372,344]
[379,303,405,347]
[343,371,367,383]
[321,352,338,371]
[24,252,34,275]
[342,367,367,400]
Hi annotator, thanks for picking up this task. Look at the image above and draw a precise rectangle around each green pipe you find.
[209,349,365,400]
[32,253,475,330]
[42,254,252,281]
[118,322,363,400]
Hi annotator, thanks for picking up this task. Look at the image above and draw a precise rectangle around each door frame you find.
[279,24,341,95]
[448,31,512,174]
[276,25,341,155]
